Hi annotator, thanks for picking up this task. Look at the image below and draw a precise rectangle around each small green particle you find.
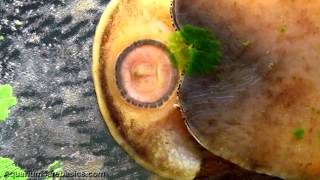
[241,40,252,47]
[45,160,64,180]
[0,35,4,41]
[14,20,23,26]
[279,24,286,33]
[0,84,17,122]
[0,157,26,180]
[293,128,305,140]
[168,24,221,76]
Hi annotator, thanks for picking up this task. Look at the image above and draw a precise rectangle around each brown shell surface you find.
[92,0,263,179]
[174,0,320,179]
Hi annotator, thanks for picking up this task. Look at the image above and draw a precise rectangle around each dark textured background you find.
[0,0,150,179]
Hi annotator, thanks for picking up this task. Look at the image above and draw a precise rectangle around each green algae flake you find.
[0,84,17,122]
[279,24,286,34]
[45,160,64,180]
[293,128,305,140]
[168,24,221,76]
[0,157,26,180]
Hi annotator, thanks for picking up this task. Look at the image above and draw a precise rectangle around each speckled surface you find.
[0,0,150,179]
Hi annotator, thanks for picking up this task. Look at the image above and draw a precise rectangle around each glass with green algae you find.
[0,84,17,122]
[45,161,64,180]
[0,157,26,180]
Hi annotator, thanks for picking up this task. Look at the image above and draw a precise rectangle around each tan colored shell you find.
[92,0,253,179]
[174,0,320,179]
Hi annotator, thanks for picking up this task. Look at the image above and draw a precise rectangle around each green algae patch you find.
[45,160,64,180]
[0,157,26,180]
[168,25,221,76]
[293,128,305,140]
[0,84,17,122]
